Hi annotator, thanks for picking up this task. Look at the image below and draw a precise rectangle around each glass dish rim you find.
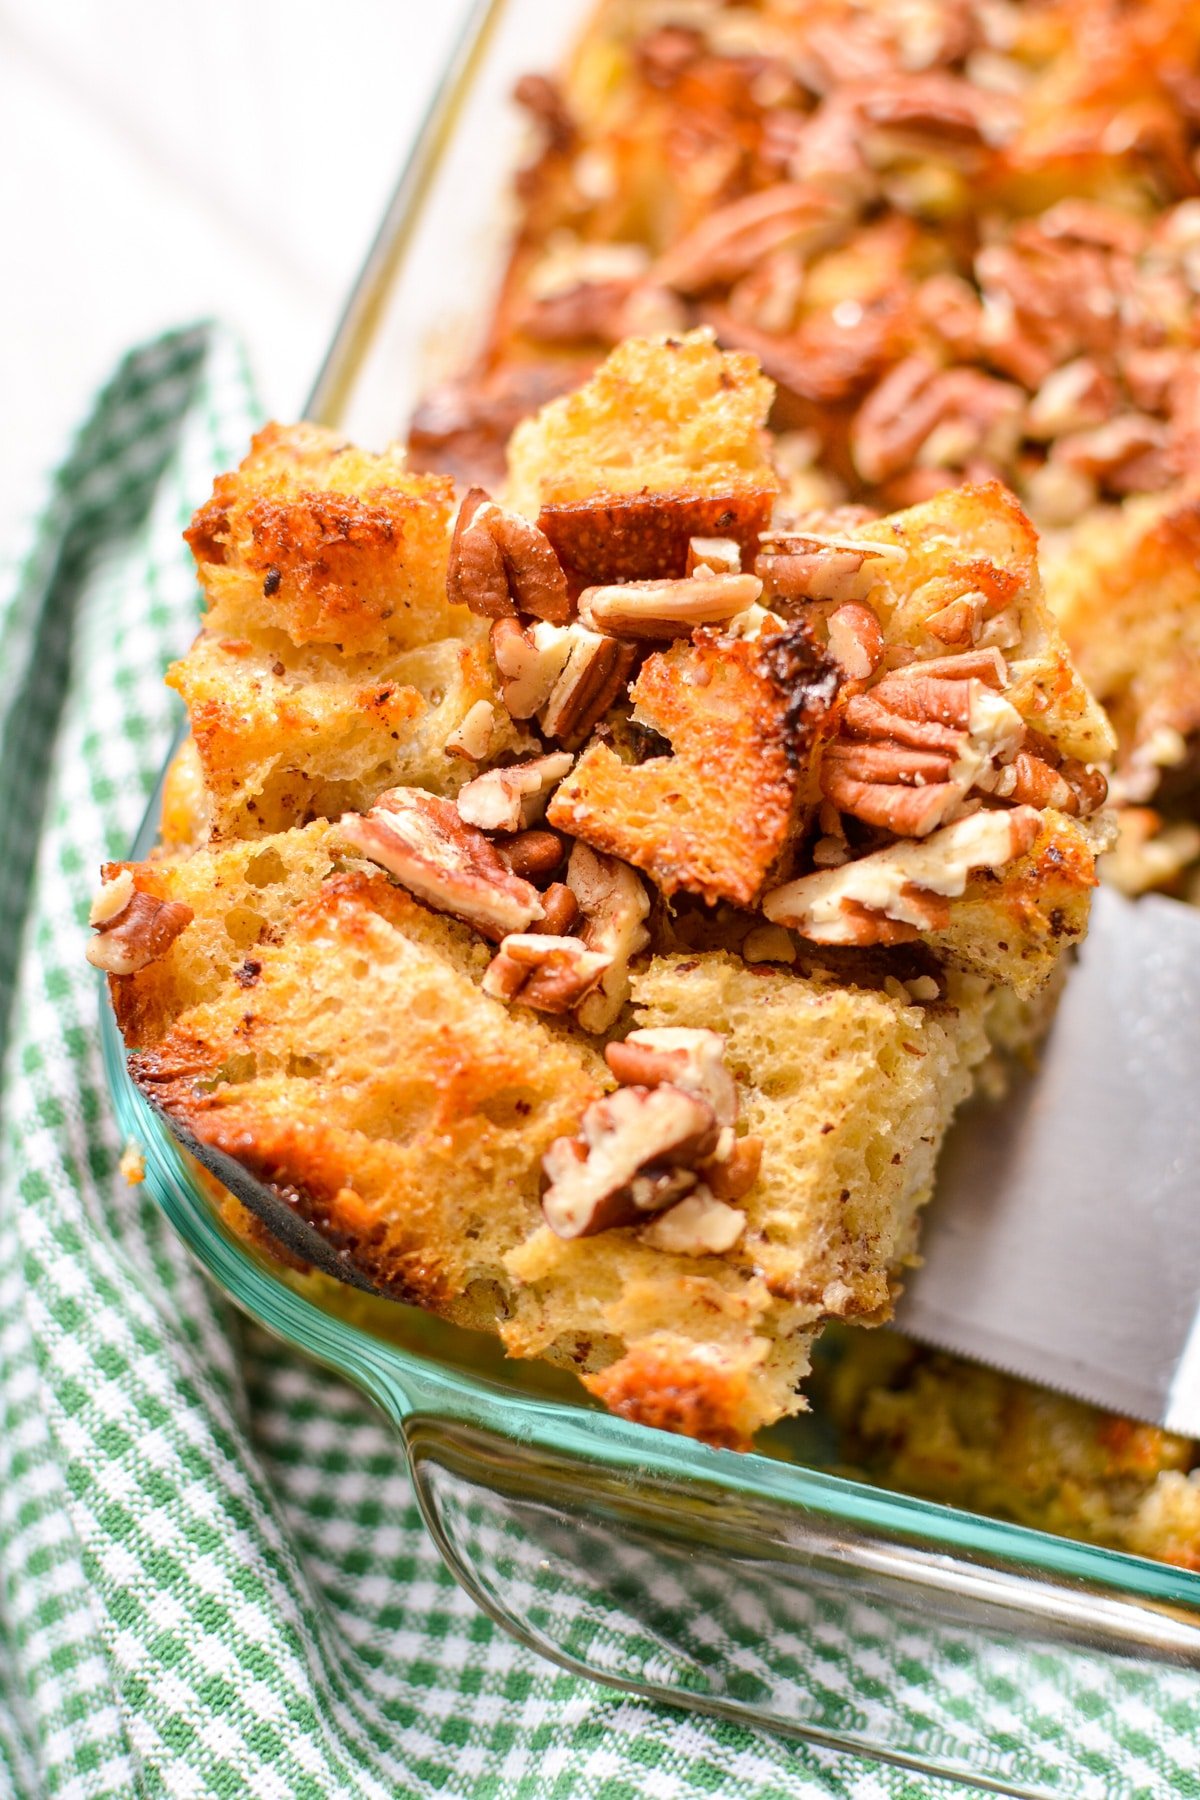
[100,0,1200,1626]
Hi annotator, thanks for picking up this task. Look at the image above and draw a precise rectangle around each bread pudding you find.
[388,0,1200,1550]
[92,332,1113,1451]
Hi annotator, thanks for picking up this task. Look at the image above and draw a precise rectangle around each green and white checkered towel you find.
[0,325,1196,1800]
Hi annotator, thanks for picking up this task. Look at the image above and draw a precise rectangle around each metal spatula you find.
[897,885,1200,1436]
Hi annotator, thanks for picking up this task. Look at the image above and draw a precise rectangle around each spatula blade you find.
[896,886,1200,1437]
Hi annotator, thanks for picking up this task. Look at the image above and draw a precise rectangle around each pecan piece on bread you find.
[447,488,571,622]
[86,875,193,976]
[763,805,1041,945]
[578,571,763,640]
[456,752,574,833]
[339,788,543,941]
[639,1189,746,1255]
[605,1027,738,1128]
[566,843,651,1033]
[491,618,635,748]
[482,933,611,1014]
[820,650,1025,836]
[541,1084,719,1239]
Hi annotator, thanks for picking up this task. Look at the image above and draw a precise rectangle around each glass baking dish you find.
[101,2,1200,1791]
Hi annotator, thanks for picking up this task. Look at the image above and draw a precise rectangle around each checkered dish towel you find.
[0,326,1195,1800]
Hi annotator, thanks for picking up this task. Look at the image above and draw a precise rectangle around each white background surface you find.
[0,0,476,548]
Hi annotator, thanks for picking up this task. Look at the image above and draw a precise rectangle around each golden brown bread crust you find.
[172,423,535,839]
[548,628,839,907]
[186,421,458,656]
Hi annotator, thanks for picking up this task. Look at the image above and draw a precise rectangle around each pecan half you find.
[447,489,570,623]
[852,357,1024,485]
[456,752,574,834]
[482,933,611,1014]
[86,882,193,976]
[578,572,763,640]
[823,653,1023,835]
[654,181,847,295]
[340,789,543,941]
[541,1085,720,1239]
[566,842,651,1033]
[763,805,1042,944]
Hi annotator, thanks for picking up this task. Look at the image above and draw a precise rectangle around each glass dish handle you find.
[350,1361,1200,1800]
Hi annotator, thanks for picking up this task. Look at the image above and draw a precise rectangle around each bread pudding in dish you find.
[92,332,1113,1450]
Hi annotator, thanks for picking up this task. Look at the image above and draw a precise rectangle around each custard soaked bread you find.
[94,336,1113,1448]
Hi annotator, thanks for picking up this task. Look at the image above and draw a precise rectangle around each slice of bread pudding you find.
[92,334,1114,1449]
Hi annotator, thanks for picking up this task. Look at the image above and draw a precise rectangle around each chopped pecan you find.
[494,829,567,884]
[859,70,1020,156]
[491,618,634,747]
[1049,415,1171,494]
[447,489,570,622]
[763,806,1042,944]
[826,602,885,681]
[578,572,763,640]
[456,753,574,834]
[639,1188,747,1256]
[89,868,135,927]
[852,357,1024,485]
[541,1085,720,1239]
[543,630,637,748]
[704,1136,763,1205]
[491,617,573,718]
[686,536,741,577]
[924,592,986,647]
[339,789,544,942]
[86,881,193,976]
[992,730,1108,818]
[443,699,496,762]
[1024,358,1117,441]
[653,182,847,295]
[482,933,611,1014]
[755,527,902,605]
[605,1026,738,1128]
[566,842,651,1034]
[536,881,580,934]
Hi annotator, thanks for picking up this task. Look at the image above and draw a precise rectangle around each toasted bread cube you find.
[1045,492,1200,796]
[505,331,779,585]
[167,632,534,840]
[626,950,990,1319]
[926,810,1098,998]
[128,870,601,1309]
[547,627,839,908]
[853,481,1115,766]
[186,421,460,656]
